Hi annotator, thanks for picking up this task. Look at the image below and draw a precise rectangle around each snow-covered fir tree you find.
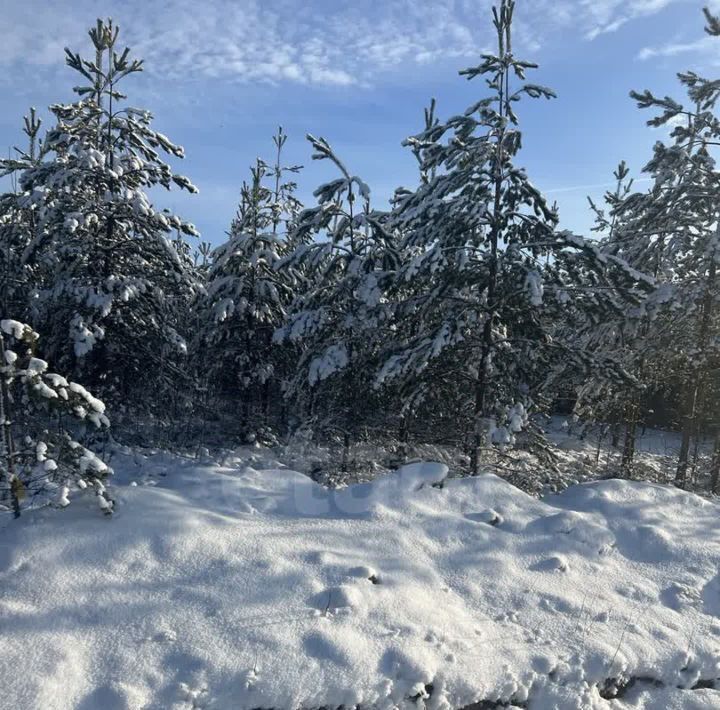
[0,108,44,323]
[376,0,652,472]
[596,7,720,489]
[275,135,399,468]
[0,20,199,411]
[575,161,655,476]
[201,128,301,440]
[0,319,111,517]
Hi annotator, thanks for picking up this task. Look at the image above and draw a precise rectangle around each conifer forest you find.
[1,2,720,709]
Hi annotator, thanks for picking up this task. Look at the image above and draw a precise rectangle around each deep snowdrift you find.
[0,453,718,709]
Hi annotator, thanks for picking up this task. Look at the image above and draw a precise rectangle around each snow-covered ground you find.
[0,449,719,709]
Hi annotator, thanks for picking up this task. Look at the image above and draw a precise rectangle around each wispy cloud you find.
[638,34,715,61]
[579,0,677,40]
[0,0,689,88]
[1,0,488,87]
[635,0,720,63]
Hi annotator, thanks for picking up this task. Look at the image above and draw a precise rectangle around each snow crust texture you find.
[0,455,718,709]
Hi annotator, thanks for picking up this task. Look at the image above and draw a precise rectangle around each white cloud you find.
[637,36,714,60]
[0,0,689,88]
[635,1,720,64]
[579,0,677,40]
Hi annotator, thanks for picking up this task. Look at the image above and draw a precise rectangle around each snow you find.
[68,381,106,414]
[0,319,27,340]
[0,453,718,709]
[56,485,70,508]
[525,269,544,306]
[308,343,349,385]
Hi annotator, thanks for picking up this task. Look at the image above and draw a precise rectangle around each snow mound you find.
[0,457,718,709]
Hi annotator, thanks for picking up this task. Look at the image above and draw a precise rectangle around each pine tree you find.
[0,20,200,411]
[582,161,651,476]
[202,128,301,439]
[0,108,44,322]
[377,0,652,473]
[601,6,720,488]
[275,135,397,469]
[0,319,112,517]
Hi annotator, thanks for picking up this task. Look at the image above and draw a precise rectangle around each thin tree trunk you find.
[676,383,698,487]
[398,415,409,463]
[341,430,351,474]
[595,424,606,466]
[621,399,639,478]
[471,328,494,474]
[710,430,720,494]
[690,419,702,487]
[471,19,507,474]
[676,244,717,485]
[0,333,20,517]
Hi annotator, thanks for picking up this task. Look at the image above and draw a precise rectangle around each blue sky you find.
[1,0,719,247]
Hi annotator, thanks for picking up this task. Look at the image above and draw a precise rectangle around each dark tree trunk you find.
[677,257,717,485]
[398,415,409,463]
[0,333,20,518]
[710,432,720,494]
[621,399,639,478]
[471,24,508,474]
[341,430,351,474]
[675,384,697,487]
